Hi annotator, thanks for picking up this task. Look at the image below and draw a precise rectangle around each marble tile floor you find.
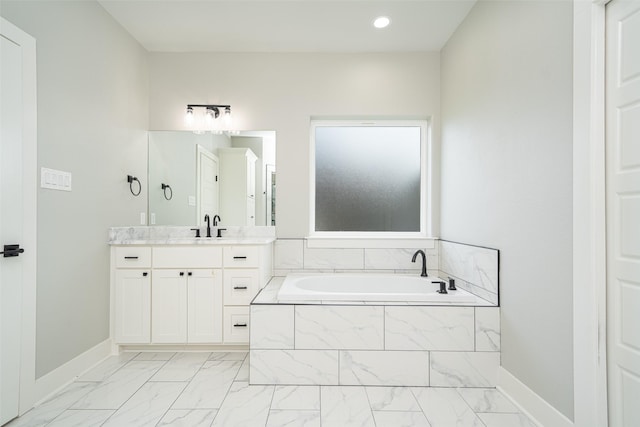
[7,351,538,427]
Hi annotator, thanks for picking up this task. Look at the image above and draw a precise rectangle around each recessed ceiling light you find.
[373,16,390,29]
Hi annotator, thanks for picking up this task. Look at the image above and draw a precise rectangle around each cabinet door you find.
[247,197,256,226]
[247,158,256,199]
[115,269,150,343]
[188,269,223,343]
[152,269,188,343]
[224,269,260,306]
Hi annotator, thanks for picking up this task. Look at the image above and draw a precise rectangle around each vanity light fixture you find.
[373,16,390,29]
[185,104,232,132]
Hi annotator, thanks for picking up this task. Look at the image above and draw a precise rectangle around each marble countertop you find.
[108,226,276,246]
[109,237,275,246]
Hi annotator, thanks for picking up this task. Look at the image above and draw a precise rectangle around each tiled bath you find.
[250,278,500,387]
[252,238,501,388]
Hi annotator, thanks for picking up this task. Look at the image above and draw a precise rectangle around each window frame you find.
[309,119,434,242]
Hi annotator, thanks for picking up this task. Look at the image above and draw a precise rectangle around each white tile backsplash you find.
[440,241,499,302]
[303,246,364,269]
[364,248,437,271]
[274,239,304,269]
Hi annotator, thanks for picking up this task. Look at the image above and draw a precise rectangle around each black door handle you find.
[1,244,24,258]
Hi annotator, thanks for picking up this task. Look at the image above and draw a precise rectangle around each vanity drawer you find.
[223,246,260,268]
[223,306,250,343]
[224,269,260,306]
[153,246,222,269]
[115,247,151,268]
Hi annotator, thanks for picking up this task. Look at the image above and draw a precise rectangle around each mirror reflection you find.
[148,130,276,227]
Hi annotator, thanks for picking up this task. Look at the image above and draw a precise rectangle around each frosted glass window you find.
[314,125,422,232]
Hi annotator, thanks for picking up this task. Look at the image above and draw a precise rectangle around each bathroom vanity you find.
[109,229,273,350]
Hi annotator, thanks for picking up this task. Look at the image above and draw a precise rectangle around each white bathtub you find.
[277,273,477,303]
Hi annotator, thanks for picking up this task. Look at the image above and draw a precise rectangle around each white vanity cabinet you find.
[222,245,269,343]
[113,247,151,344]
[151,268,222,344]
[151,247,223,344]
[111,241,272,348]
[219,148,258,226]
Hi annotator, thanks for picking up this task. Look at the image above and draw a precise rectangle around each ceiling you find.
[97,0,476,53]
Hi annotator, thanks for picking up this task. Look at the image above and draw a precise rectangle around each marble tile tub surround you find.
[440,240,500,305]
[7,351,536,427]
[274,238,440,276]
[108,225,275,244]
[274,238,499,304]
[250,280,501,387]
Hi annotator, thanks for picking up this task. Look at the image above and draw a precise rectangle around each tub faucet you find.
[204,214,212,238]
[411,250,428,277]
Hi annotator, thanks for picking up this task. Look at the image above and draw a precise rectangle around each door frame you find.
[0,17,38,415]
[573,0,609,425]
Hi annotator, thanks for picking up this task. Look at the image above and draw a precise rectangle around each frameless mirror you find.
[148,130,276,227]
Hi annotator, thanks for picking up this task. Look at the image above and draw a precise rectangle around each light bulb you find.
[223,107,232,129]
[373,16,390,29]
[185,106,194,126]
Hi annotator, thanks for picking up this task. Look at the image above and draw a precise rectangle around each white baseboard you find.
[497,367,573,427]
[29,339,112,409]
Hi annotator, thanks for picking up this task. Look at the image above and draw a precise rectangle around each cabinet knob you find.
[179,272,184,276]
[188,272,192,276]
[142,272,148,277]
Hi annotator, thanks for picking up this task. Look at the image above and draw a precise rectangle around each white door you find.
[606,1,640,426]
[0,30,24,426]
[151,270,188,343]
[196,145,218,225]
[187,269,222,343]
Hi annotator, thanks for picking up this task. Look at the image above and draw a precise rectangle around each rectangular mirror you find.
[148,130,276,227]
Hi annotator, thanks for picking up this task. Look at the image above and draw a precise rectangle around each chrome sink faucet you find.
[411,250,428,277]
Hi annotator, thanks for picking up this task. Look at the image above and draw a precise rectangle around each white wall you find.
[440,0,574,419]
[148,52,441,237]
[1,1,149,377]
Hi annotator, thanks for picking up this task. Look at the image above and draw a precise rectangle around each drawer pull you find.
[233,286,248,290]
[143,272,148,277]
[233,323,248,328]
[233,256,247,260]
[180,272,185,276]
[188,272,193,276]
[124,256,139,260]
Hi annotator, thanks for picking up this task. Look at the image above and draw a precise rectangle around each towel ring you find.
[161,183,173,200]
[127,175,141,196]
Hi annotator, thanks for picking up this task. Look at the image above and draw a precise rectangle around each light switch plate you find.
[41,167,72,191]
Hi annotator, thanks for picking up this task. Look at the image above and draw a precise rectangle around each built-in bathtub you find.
[277,273,477,304]
[249,274,500,388]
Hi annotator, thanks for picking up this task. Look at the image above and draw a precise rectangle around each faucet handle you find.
[447,277,457,291]
[216,228,227,238]
[190,228,201,238]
